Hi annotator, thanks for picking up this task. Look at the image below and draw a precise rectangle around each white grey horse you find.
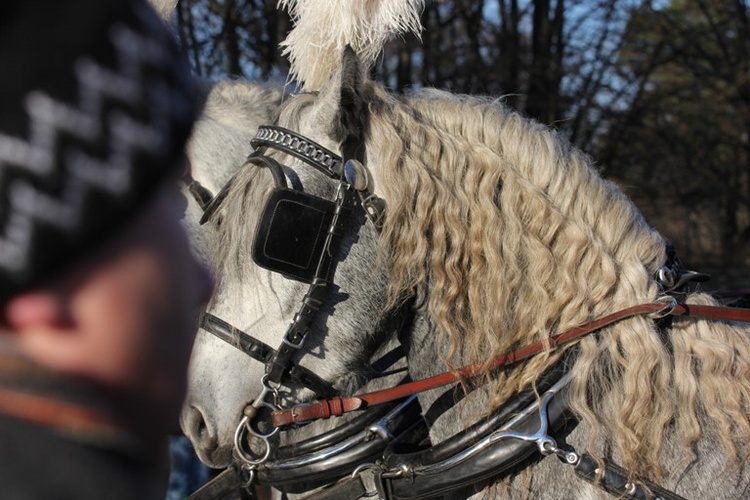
[175,0,750,497]
[178,70,411,500]
[183,44,750,499]
[149,3,407,495]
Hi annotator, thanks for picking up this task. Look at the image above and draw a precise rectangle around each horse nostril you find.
[197,414,207,440]
[183,405,216,452]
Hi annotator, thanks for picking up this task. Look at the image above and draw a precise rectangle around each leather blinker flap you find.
[252,188,336,284]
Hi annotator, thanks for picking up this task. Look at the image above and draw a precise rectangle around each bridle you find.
[186,125,750,500]
[215,127,397,470]
[198,125,388,400]
[190,125,420,496]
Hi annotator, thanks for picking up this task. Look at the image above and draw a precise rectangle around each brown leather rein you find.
[272,299,750,427]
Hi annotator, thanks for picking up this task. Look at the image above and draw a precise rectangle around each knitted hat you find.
[0,0,197,304]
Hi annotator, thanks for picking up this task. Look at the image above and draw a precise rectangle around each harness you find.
[271,297,750,500]
[190,126,416,497]
[185,126,750,500]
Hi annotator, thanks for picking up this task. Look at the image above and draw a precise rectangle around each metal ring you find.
[234,416,272,466]
[247,402,280,440]
[539,437,558,456]
[649,296,678,319]
[239,464,256,488]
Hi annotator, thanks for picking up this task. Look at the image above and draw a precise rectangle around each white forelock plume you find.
[278,0,424,91]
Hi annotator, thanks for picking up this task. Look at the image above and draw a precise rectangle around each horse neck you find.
[399,303,497,444]
[361,89,673,445]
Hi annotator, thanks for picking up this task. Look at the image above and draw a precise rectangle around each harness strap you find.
[201,313,336,398]
[187,465,250,500]
[300,475,369,500]
[574,453,687,500]
[273,301,750,427]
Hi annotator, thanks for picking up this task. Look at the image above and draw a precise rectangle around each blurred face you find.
[66,185,213,435]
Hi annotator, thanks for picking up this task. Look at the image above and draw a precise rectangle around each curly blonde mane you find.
[360,85,750,481]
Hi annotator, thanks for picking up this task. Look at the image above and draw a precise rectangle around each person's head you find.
[0,0,212,439]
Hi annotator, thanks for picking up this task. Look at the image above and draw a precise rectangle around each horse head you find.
[176,79,285,467]
[180,55,406,469]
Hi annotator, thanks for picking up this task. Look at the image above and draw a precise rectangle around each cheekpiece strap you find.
[252,126,343,179]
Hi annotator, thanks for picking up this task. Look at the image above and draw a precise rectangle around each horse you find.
[180,41,750,499]
[149,3,417,496]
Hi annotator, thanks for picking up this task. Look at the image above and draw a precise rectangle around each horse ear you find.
[324,46,368,162]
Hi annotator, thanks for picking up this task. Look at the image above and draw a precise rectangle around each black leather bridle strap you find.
[181,158,214,211]
[201,313,274,365]
[200,313,336,398]
[266,280,330,385]
[574,453,687,500]
[187,466,246,500]
[265,186,358,387]
[300,475,368,500]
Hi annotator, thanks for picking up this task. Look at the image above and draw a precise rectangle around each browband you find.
[252,126,343,179]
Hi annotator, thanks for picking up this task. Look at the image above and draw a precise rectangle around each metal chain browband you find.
[252,125,343,179]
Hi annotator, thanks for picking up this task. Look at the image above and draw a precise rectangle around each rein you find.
[273,299,750,427]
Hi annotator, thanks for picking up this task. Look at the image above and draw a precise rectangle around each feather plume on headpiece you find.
[278,0,424,91]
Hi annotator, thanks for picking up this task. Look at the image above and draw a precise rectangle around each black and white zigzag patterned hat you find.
[0,0,197,304]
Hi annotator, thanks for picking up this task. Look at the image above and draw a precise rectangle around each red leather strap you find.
[273,396,365,427]
[272,301,750,427]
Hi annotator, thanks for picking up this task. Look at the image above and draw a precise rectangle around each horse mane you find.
[361,85,750,480]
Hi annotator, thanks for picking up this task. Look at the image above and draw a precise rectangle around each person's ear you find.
[3,291,82,372]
